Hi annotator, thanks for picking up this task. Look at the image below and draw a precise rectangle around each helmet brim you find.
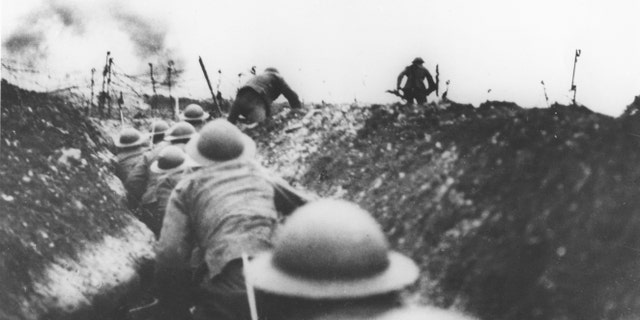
[245,251,419,299]
[114,133,149,148]
[149,157,199,174]
[185,132,256,166]
[164,133,196,142]
[179,112,210,122]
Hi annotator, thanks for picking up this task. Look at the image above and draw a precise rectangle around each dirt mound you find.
[0,80,152,319]
[253,100,640,320]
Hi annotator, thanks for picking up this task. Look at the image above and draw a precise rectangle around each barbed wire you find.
[1,56,249,114]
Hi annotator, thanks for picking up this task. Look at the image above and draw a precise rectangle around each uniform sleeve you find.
[425,69,436,95]
[156,184,193,271]
[278,75,302,109]
[124,154,149,208]
[154,183,194,318]
[397,67,409,89]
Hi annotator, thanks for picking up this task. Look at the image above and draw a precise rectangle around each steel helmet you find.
[150,120,170,137]
[179,104,209,122]
[246,199,419,299]
[114,128,148,148]
[150,145,193,173]
[185,119,256,166]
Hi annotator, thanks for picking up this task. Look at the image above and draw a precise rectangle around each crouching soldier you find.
[245,199,420,320]
[228,67,302,125]
[179,104,209,130]
[114,127,148,182]
[138,145,198,237]
[125,122,196,209]
[155,119,281,320]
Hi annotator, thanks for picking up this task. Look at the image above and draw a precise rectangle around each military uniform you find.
[397,58,436,104]
[155,120,280,320]
[114,128,149,182]
[228,68,301,124]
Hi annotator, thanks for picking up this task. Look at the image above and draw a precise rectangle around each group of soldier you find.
[111,66,463,320]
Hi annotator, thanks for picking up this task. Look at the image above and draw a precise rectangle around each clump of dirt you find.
[0,80,134,319]
[253,98,640,320]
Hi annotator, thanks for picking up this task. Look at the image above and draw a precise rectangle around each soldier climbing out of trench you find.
[396,57,437,105]
[228,67,302,125]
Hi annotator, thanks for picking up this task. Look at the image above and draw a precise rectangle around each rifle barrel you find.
[199,57,222,116]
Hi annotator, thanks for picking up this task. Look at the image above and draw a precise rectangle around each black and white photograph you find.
[1,0,640,319]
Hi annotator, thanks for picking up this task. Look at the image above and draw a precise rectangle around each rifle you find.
[435,65,440,97]
[198,56,222,116]
[242,253,258,320]
[386,89,405,99]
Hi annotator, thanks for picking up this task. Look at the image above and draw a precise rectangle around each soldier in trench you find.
[125,122,197,210]
[245,199,420,320]
[114,127,149,183]
[154,119,309,320]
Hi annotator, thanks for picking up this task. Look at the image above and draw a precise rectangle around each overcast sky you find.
[2,0,640,116]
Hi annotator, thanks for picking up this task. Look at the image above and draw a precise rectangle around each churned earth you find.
[2,78,640,320]
[249,98,640,320]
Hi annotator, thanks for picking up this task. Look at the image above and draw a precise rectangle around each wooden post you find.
[167,60,174,107]
[99,51,110,118]
[149,63,157,113]
[89,68,95,116]
[570,49,581,106]
[107,57,113,117]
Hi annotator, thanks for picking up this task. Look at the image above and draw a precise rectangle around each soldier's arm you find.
[278,76,302,109]
[397,69,408,89]
[155,185,193,319]
[124,155,149,208]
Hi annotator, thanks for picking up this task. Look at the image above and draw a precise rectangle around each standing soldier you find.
[179,104,209,130]
[114,127,148,182]
[228,67,302,125]
[245,199,420,320]
[397,57,436,105]
[155,119,282,320]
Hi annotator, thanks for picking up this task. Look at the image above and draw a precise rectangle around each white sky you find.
[2,0,640,116]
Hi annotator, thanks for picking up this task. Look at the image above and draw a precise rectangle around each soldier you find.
[125,122,196,209]
[150,120,170,145]
[155,119,281,320]
[228,67,302,125]
[245,199,420,320]
[179,104,209,130]
[114,127,148,182]
[397,57,436,105]
[140,145,198,237]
